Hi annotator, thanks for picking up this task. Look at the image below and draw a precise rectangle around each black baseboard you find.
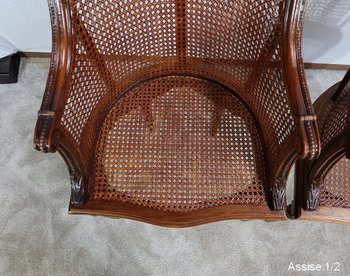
[0,54,21,84]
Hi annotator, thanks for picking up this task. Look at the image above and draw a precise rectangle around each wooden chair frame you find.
[34,0,320,227]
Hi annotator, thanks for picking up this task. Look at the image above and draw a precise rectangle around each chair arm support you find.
[282,0,321,159]
[294,115,320,159]
[34,0,74,153]
[34,110,61,153]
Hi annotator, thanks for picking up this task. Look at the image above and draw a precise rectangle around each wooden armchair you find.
[294,69,350,224]
[34,0,320,227]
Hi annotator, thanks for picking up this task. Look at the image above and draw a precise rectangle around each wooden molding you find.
[304,63,350,70]
[18,51,51,58]
[300,207,350,225]
[18,52,350,71]
[70,201,287,228]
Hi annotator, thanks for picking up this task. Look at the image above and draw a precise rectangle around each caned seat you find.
[294,69,350,224]
[34,0,319,226]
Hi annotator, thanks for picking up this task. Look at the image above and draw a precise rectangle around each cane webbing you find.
[320,156,350,208]
[320,92,349,148]
[90,76,266,212]
[60,0,293,166]
[53,0,304,211]
[318,79,350,209]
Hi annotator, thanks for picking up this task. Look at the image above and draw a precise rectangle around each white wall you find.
[0,0,51,57]
[0,0,349,65]
[303,0,350,65]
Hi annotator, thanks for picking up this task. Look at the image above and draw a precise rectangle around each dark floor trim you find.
[18,52,350,70]
[304,63,350,70]
[19,52,51,58]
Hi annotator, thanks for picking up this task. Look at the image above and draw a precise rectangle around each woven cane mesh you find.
[91,76,266,211]
[55,0,301,210]
[318,81,350,208]
[320,91,349,148]
[252,66,294,158]
[320,156,350,208]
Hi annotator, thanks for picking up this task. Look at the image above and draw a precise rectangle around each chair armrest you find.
[282,0,320,159]
[34,0,74,153]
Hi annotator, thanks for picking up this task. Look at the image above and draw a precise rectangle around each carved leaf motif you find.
[306,177,321,210]
[70,173,85,206]
[272,177,286,210]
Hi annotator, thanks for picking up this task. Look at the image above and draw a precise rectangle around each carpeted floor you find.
[0,58,349,275]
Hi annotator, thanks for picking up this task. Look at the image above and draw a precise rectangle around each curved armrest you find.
[282,0,320,159]
[34,0,74,153]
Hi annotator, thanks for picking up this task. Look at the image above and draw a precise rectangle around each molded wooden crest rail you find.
[34,0,321,227]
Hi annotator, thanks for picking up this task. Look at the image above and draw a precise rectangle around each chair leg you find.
[290,160,304,218]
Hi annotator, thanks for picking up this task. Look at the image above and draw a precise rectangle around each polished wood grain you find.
[300,207,350,225]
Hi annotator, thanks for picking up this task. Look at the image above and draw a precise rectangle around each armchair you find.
[34,0,320,226]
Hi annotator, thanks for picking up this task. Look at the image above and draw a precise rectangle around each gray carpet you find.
[0,58,349,276]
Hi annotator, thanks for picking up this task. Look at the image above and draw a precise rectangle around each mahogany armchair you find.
[294,69,350,224]
[34,0,320,227]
